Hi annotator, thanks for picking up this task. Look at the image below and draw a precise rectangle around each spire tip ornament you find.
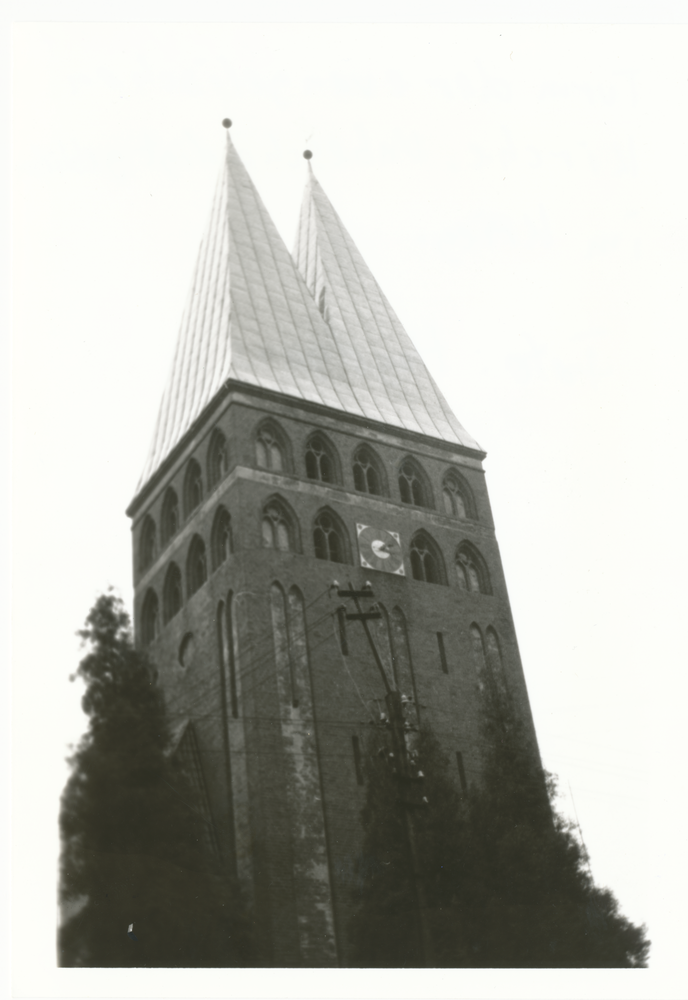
[222,118,232,129]
[303,149,313,160]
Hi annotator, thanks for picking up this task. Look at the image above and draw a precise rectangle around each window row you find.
[138,429,229,571]
[138,423,475,573]
[261,497,491,592]
[139,506,232,643]
[256,419,475,516]
[140,504,491,643]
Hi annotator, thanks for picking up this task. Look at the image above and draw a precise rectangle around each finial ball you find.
[222,118,232,129]
[303,149,313,160]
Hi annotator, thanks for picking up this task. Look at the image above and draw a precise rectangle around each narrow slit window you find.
[226,598,239,718]
[437,632,448,674]
[352,735,364,786]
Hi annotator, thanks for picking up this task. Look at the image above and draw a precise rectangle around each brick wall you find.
[130,387,538,966]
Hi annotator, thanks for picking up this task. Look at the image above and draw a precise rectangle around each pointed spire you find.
[292,162,480,451]
[136,131,481,496]
[137,128,361,490]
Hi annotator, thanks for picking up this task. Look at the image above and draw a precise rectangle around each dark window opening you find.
[139,516,157,573]
[313,511,345,563]
[187,536,208,596]
[256,427,284,471]
[211,507,232,570]
[163,563,183,623]
[456,544,490,594]
[262,503,292,551]
[410,535,442,584]
[442,473,468,518]
[352,735,364,786]
[208,430,228,489]
[437,632,448,674]
[353,446,382,496]
[184,459,203,518]
[305,435,335,483]
[141,590,159,645]
[399,461,427,507]
[161,489,179,545]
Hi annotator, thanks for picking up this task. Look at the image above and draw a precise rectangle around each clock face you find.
[356,524,405,576]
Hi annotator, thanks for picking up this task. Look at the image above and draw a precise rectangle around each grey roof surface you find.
[136,135,479,494]
[292,165,480,451]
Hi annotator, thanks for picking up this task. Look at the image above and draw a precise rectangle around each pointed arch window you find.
[218,593,240,719]
[305,434,337,484]
[442,471,471,519]
[262,500,295,552]
[409,531,445,584]
[184,459,203,519]
[456,543,491,595]
[470,624,487,691]
[313,510,349,563]
[163,562,183,623]
[207,429,228,490]
[211,506,232,570]
[255,424,285,472]
[398,459,431,508]
[353,445,384,496]
[161,488,179,546]
[270,583,298,708]
[141,589,159,645]
[486,627,508,698]
[187,535,208,596]
[139,515,157,573]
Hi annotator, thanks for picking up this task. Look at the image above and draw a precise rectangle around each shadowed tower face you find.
[127,129,539,967]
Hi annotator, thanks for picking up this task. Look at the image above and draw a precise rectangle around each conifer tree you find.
[349,682,649,968]
[59,592,252,967]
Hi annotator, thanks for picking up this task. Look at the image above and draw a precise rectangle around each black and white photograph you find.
[9,5,687,998]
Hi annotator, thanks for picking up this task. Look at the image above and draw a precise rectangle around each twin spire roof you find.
[136,131,480,494]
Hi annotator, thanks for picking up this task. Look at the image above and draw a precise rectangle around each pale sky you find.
[10,7,688,999]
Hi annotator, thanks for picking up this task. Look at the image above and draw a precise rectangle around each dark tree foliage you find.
[349,687,649,968]
[59,593,252,967]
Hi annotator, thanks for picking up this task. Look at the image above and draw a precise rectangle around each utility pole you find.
[338,581,435,967]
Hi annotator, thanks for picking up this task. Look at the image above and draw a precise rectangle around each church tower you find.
[126,126,540,967]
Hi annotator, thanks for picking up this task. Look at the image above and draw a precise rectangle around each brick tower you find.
[126,127,540,967]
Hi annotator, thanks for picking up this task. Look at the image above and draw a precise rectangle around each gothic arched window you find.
[442,471,472,519]
[163,562,183,623]
[398,458,432,508]
[211,506,232,570]
[139,515,157,573]
[456,542,491,595]
[255,422,286,472]
[262,499,296,552]
[470,623,487,691]
[161,488,179,546]
[207,429,228,490]
[409,531,445,584]
[187,535,208,596]
[353,445,385,496]
[141,589,159,645]
[218,593,239,719]
[313,509,349,563]
[305,433,338,484]
[486,627,508,698]
[184,459,203,519]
